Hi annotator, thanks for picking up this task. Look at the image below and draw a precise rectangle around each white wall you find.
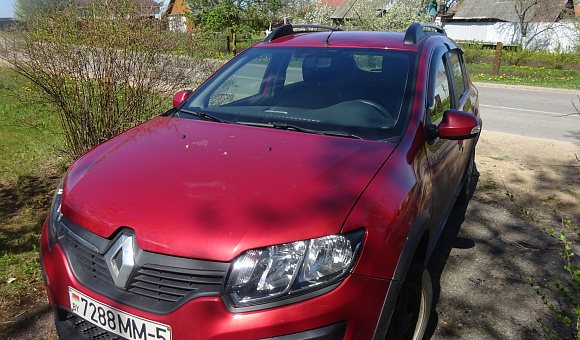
[168,15,187,33]
[441,21,578,52]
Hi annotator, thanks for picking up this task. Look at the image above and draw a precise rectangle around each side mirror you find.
[426,110,480,141]
[172,90,193,107]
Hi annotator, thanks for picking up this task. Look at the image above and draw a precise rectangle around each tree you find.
[276,0,332,25]
[344,0,432,32]
[186,0,265,55]
[292,0,334,25]
[14,0,71,21]
[511,0,566,49]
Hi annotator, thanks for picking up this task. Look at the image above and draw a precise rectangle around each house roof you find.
[453,0,570,22]
[166,0,191,15]
[330,0,358,19]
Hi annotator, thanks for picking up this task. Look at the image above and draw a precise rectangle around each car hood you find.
[62,116,396,261]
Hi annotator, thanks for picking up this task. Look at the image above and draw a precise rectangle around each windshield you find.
[180,47,416,141]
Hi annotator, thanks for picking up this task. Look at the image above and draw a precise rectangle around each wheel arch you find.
[372,210,432,340]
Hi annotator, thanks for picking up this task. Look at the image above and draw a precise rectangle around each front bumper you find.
[40,221,390,340]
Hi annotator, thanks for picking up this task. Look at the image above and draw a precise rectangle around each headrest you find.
[302,56,332,84]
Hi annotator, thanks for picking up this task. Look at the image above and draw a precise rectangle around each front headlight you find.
[225,229,365,309]
[47,177,64,249]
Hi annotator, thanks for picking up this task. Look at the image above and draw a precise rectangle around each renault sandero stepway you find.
[41,23,482,340]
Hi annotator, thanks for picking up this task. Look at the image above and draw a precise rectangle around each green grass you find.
[0,66,65,319]
[0,68,66,183]
[468,63,580,90]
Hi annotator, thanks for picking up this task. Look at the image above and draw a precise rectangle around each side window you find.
[209,53,271,106]
[448,50,467,99]
[285,54,303,85]
[353,54,383,72]
[430,57,451,124]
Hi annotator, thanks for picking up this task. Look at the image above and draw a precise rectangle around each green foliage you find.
[461,41,493,64]
[185,0,268,54]
[2,0,214,159]
[187,0,259,33]
[501,47,535,67]
[536,50,580,70]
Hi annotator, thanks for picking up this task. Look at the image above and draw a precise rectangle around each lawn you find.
[0,65,66,326]
[467,62,580,90]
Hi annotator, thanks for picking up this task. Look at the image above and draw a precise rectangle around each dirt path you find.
[428,130,580,339]
[3,131,580,339]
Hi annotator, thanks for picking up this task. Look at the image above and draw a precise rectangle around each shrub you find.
[461,41,490,64]
[536,50,579,70]
[501,47,534,67]
[1,0,215,159]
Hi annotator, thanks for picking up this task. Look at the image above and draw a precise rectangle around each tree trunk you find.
[520,22,528,50]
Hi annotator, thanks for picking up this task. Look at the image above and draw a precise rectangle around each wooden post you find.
[232,32,237,56]
[492,42,502,75]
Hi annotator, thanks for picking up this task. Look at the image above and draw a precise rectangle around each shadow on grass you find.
[0,174,61,255]
[0,303,56,340]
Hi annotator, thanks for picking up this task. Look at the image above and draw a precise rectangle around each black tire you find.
[385,260,432,340]
[457,150,475,204]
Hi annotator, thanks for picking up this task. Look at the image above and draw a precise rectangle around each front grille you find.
[68,236,114,286]
[57,216,231,315]
[129,264,225,303]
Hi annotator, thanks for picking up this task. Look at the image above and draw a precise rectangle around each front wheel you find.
[385,260,432,340]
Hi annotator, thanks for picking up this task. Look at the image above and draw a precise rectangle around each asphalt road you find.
[475,82,580,144]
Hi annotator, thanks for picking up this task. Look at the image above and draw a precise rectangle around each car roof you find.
[254,31,419,51]
[254,23,448,51]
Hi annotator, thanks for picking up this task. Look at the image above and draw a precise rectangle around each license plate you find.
[69,287,172,340]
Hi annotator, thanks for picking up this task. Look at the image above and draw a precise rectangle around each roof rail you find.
[403,23,446,45]
[263,24,342,43]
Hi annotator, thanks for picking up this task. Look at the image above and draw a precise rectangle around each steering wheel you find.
[355,99,395,124]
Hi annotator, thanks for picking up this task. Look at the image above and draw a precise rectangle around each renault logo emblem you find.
[104,234,135,288]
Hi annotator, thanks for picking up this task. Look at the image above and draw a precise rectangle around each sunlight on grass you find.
[467,63,580,90]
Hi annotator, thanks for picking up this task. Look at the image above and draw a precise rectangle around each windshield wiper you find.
[237,121,364,140]
[319,131,363,139]
[237,122,318,134]
[270,122,313,133]
[180,109,227,123]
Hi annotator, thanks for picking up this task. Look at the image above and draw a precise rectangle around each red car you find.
[41,23,481,340]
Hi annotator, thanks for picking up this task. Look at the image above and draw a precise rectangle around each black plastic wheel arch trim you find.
[259,321,347,340]
[371,210,432,340]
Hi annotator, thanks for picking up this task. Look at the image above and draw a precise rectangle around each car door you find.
[425,46,471,230]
